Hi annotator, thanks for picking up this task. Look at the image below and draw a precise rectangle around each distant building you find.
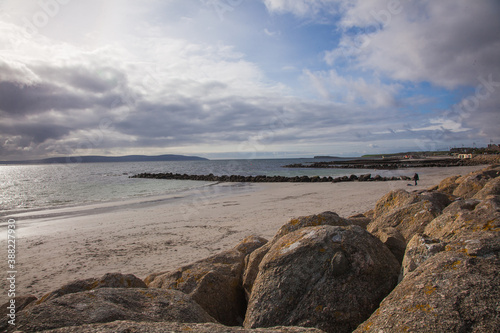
[450,147,474,154]
[458,154,473,159]
[487,144,500,152]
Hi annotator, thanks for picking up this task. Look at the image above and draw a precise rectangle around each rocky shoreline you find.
[283,154,500,169]
[130,172,409,183]
[3,165,499,332]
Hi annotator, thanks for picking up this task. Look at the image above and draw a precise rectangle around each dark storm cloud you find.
[0,82,76,115]
[114,96,281,142]
[0,81,126,116]
[0,122,72,144]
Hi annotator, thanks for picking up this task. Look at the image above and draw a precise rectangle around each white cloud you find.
[328,0,500,89]
[264,28,280,37]
[411,118,470,133]
[303,69,399,108]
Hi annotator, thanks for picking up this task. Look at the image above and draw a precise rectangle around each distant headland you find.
[291,149,500,169]
[0,154,208,165]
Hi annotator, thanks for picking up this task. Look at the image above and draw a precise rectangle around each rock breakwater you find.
[130,172,406,183]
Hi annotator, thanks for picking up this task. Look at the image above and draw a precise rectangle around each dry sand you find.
[0,165,484,303]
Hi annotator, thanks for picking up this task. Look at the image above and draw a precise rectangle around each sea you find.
[0,158,385,217]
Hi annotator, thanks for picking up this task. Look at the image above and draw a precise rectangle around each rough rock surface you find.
[272,211,350,241]
[371,227,406,263]
[367,189,451,242]
[401,234,446,277]
[372,189,418,218]
[424,197,500,242]
[39,321,326,332]
[346,213,371,229]
[146,235,267,326]
[356,173,500,332]
[473,176,500,199]
[3,288,216,332]
[0,294,37,318]
[354,249,500,332]
[452,165,500,199]
[242,212,350,299]
[34,272,147,305]
[244,225,400,333]
[242,241,273,300]
[434,174,461,195]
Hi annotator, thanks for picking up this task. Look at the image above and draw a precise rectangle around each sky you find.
[0,0,499,160]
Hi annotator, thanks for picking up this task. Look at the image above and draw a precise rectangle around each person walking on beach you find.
[413,173,419,186]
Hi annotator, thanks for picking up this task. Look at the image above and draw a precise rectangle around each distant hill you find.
[0,154,208,165]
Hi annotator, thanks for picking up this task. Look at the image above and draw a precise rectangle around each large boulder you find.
[433,174,461,195]
[368,190,451,243]
[0,294,37,319]
[354,246,500,332]
[473,176,500,199]
[38,321,326,332]
[242,212,350,299]
[372,189,418,218]
[244,225,400,333]
[146,235,267,326]
[1,288,216,332]
[452,165,500,199]
[424,196,500,242]
[35,272,147,304]
[242,242,273,300]
[355,174,500,332]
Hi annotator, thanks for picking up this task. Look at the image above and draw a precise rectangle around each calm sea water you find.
[0,158,375,214]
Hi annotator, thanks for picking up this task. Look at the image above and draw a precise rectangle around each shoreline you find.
[0,165,485,303]
[284,154,500,169]
[0,181,240,221]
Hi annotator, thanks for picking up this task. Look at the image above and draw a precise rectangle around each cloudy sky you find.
[0,0,499,160]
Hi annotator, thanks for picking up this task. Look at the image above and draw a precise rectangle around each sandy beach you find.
[0,165,485,303]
